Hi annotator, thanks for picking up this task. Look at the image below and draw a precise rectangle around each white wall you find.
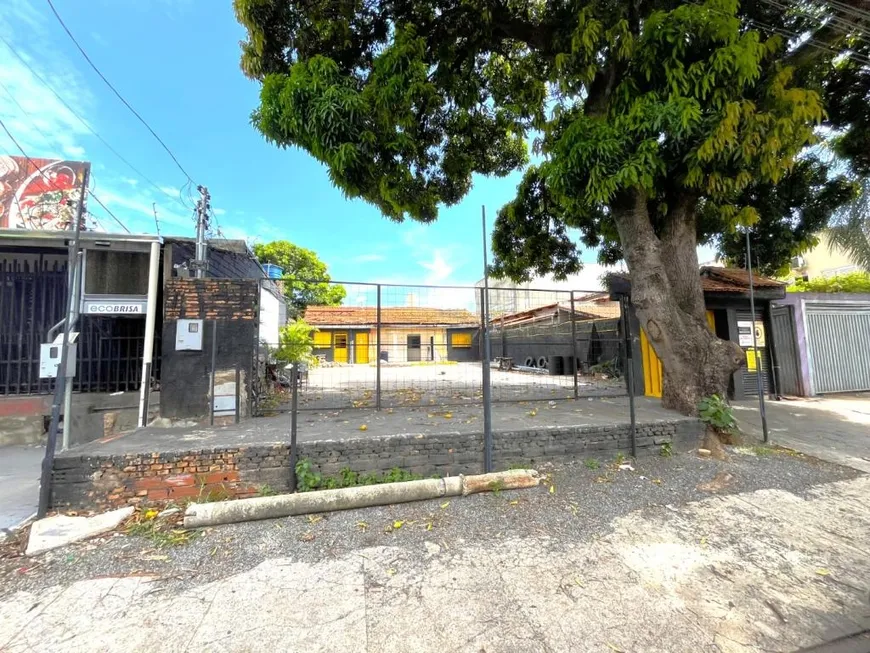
[259,288,282,347]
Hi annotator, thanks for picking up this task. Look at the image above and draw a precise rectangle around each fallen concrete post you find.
[184,469,541,528]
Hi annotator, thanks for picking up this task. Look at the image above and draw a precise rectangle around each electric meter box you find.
[176,319,204,351]
[39,336,78,379]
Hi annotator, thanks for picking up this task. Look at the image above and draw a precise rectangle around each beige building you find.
[792,232,861,280]
[303,306,479,364]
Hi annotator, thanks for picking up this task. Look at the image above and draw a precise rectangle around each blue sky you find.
[0,0,658,290]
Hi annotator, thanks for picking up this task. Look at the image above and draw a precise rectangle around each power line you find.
[0,34,191,212]
[0,115,132,234]
[45,0,197,185]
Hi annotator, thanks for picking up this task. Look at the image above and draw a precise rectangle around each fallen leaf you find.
[300,532,316,542]
[606,643,624,653]
[209,547,217,557]
[509,500,519,506]
[549,485,556,495]
[426,522,433,531]
[386,568,397,576]
[651,478,663,485]
[528,409,537,417]
[393,520,405,529]
[307,515,323,524]
[443,412,453,419]
[359,424,368,431]
[440,501,450,509]
[815,568,830,576]
[356,521,369,532]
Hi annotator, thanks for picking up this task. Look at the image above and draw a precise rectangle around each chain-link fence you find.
[253,278,630,415]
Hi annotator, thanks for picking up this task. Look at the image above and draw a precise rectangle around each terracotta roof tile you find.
[304,305,478,326]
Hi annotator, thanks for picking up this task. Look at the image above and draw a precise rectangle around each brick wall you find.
[51,418,703,510]
[164,278,258,321]
[161,278,259,420]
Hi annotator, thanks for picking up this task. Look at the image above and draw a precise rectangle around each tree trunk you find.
[612,191,745,415]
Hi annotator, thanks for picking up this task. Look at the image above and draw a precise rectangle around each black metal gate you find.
[770,303,803,396]
[1,256,158,396]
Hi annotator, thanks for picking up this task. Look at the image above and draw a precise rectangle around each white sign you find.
[83,300,147,315]
[737,320,766,348]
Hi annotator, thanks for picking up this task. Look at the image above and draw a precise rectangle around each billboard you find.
[0,156,90,230]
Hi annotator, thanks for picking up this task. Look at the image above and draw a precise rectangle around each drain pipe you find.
[184,469,542,528]
[138,241,161,427]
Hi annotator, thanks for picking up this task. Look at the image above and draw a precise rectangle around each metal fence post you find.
[289,363,299,492]
[620,297,637,458]
[376,284,382,411]
[234,366,241,424]
[480,286,494,473]
[570,290,578,399]
[209,320,217,426]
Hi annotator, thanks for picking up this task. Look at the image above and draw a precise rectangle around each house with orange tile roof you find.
[302,305,480,364]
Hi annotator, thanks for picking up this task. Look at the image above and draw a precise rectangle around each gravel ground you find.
[0,445,861,600]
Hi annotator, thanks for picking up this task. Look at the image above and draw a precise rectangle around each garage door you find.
[806,303,870,394]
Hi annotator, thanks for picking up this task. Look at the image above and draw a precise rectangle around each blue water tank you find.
[262,263,284,279]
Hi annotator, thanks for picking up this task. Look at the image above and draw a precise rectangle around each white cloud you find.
[419,249,454,283]
[212,207,226,216]
[63,144,86,158]
[121,177,139,187]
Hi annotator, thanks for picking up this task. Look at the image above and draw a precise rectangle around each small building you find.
[609,267,786,401]
[489,296,622,374]
[0,230,284,444]
[771,292,870,396]
[303,306,479,364]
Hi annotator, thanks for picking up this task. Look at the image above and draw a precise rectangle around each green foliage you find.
[826,178,870,273]
[257,484,277,497]
[589,357,621,379]
[698,394,737,435]
[253,241,345,317]
[714,158,858,277]
[295,459,422,492]
[584,458,600,470]
[276,319,316,365]
[787,271,870,294]
[660,442,673,458]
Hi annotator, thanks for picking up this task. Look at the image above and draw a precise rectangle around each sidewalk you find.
[735,394,870,473]
[0,445,42,533]
[1,448,866,652]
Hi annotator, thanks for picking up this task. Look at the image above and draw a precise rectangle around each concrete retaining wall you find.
[51,418,703,510]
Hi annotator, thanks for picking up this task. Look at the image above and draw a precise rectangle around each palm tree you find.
[827,178,870,272]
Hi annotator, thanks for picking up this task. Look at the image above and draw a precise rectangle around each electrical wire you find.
[0,34,191,213]
[45,0,197,185]
[0,88,133,234]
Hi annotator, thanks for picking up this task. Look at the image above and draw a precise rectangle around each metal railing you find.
[253,279,631,415]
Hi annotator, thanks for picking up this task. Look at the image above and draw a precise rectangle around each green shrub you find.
[698,394,738,435]
[787,271,870,294]
[294,459,423,492]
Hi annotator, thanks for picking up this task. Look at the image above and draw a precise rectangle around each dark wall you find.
[161,279,259,420]
[491,319,621,373]
[167,240,264,280]
[446,328,480,362]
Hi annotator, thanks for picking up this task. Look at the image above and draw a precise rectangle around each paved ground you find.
[297,361,625,410]
[1,448,867,652]
[0,446,42,533]
[68,396,677,455]
[736,393,870,473]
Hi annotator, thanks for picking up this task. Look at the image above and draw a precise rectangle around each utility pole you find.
[194,185,210,278]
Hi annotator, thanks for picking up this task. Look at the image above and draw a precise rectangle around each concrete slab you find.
[61,396,679,456]
[1,475,868,652]
[0,445,42,533]
[25,507,134,556]
[735,394,870,472]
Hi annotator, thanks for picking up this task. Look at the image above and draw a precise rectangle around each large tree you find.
[254,240,346,317]
[235,0,868,414]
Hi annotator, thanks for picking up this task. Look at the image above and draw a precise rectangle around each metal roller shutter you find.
[806,303,870,394]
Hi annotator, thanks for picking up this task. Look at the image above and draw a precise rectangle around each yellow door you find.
[640,328,664,398]
[355,332,369,364]
[334,332,348,363]
[641,310,716,398]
